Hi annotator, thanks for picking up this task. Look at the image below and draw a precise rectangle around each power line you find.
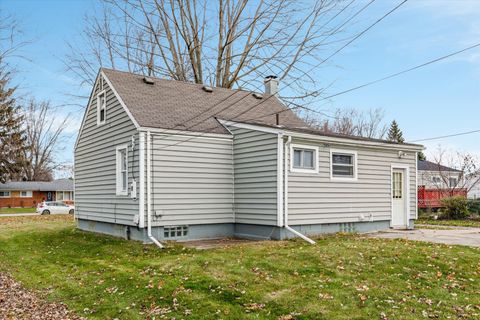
[409,129,480,143]
[321,42,480,100]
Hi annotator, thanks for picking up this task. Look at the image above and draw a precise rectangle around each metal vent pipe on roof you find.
[264,75,278,96]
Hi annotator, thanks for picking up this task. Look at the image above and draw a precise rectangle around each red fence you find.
[418,186,467,209]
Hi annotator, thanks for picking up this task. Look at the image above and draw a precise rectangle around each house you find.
[417,160,466,209]
[0,179,74,208]
[74,68,423,244]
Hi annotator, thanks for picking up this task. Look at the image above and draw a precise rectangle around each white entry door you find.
[391,169,407,228]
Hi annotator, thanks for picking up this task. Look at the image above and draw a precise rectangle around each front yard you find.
[0,216,479,319]
[0,207,36,214]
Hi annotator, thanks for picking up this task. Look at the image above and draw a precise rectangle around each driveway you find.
[371,226,480,247]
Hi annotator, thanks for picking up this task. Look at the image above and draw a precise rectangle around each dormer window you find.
[97,90,106,126]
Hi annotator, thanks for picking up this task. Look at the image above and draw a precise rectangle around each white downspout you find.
[146,131,164,248]
[283,135,315,245]
[138,132,145,228]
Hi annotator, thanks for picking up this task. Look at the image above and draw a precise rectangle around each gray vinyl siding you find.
[229,126,278,226]
[75,77,139,226]
[149,133,234,226]
[287,138,417,225]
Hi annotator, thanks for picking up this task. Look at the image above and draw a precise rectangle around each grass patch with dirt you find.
[0,215,479,319]
[417,218,480,228]
[0,207,36,214]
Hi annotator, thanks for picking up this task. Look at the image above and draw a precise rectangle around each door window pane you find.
[393,172,403,199]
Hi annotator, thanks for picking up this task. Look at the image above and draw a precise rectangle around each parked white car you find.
[36,201,74,215]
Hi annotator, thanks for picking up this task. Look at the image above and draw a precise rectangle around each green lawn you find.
[0,207,36,214]
[417,218,480,228]
[0,216,479,320]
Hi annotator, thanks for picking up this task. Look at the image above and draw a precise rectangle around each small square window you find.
[291,145,318,173]
[331,150,357,180]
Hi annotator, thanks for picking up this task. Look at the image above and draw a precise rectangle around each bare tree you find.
[65,0,358,103]
[19,99,70,181]
[303,107,387,139]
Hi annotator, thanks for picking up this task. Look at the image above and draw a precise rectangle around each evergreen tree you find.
[0,71,26,183]
[417,151,426,161]
[387,120,405,143]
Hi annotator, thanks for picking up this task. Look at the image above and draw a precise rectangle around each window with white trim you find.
[331,150,357,179]
[20,191,32,197]
[290,144,318,173]
[449,177,458,188]
[0,191,10,198]
[432,176,441,184]
[116,145,128,196]
[97,91,106,125]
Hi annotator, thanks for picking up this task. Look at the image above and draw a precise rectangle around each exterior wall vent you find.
[252,93,263,99]
[202,85,213,92]
[143,77,155,85]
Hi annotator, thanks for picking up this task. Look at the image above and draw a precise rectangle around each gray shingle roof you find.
[234,119,424,147]
[102,68,308,134]
[0,179,74,191]
[418,160,461,172]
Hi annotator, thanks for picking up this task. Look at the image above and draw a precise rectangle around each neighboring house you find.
[74,68,423,243]
[0,179,74,208]
[417,160,466,209]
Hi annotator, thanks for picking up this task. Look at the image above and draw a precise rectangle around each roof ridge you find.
[101,67,268,96]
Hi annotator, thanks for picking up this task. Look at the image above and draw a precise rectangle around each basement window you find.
[97,90,106,126]
[164,226,188,239]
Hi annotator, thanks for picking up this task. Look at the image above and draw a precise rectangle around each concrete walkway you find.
[371,227,480,247]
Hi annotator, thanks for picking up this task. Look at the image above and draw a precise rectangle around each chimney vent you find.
[264,75,278,96]
[202,85,213,92]
[143,76,155,85]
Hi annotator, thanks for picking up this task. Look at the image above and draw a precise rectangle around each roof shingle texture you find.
[418,160,460,172]
[102,68,309,134]
[0,179,74,191]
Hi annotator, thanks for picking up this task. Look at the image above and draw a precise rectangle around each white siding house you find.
[74,68,423,243]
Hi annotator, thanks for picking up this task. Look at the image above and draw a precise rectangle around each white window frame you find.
[97,90,107,126]
[0,191,11,198]
[449,177,458,188]
[290,144,319,174]
[330,148,358,181]
[20,191,33,198]
[116,144,129,196]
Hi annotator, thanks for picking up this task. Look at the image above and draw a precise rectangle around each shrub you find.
[440,196,469,220]
[467,199,480,214]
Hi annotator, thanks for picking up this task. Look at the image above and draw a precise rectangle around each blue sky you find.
[3,0,480,173]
